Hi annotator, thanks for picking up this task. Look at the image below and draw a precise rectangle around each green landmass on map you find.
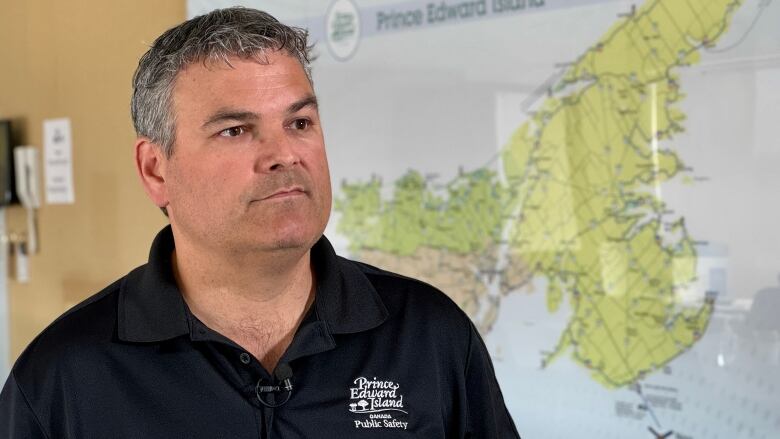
[335,0,742,388]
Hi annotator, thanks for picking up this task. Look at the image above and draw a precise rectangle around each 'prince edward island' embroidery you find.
[348,377,409,430]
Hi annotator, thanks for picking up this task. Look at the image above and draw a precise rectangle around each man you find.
[0,7,520,438]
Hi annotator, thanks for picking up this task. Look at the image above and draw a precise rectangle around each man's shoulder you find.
[337,255,471,327]
[12,271,130,376]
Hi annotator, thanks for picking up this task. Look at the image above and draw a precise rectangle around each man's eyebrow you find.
[201,110,259,130]
[200,96,317,129]
[287,95,318,114]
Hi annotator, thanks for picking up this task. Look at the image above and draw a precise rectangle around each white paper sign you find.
[14,242,29,284]
[43,118,75,204]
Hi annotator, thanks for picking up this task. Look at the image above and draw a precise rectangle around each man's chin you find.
[232,214,327,254]
[252,228,322,254]
[268,237,315,252]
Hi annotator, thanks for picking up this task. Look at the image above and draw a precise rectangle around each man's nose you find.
[254,130,300,173]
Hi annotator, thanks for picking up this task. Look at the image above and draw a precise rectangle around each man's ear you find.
[134,138,169,209]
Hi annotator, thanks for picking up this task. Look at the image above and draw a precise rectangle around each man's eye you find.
[292,119,310,130]
[218,126,245,137]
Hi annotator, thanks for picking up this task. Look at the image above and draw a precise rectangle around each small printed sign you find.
[43,118,75,204]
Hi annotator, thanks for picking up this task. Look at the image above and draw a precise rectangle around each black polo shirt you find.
[0,227,520,438]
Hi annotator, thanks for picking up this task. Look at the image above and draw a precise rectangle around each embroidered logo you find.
[348,376,409,430]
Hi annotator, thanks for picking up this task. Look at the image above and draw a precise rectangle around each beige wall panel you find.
[0,1,185,362]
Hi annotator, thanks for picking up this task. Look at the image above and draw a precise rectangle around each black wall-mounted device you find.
[0,119,18,206]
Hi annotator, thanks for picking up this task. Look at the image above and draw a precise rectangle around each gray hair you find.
[131,7,313,158]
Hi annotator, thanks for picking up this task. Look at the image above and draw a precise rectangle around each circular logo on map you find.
[326,0,361,61]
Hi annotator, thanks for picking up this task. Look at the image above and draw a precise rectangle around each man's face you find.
[162,52,332,255]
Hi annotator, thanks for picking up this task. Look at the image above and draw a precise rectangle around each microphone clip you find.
[255,363,294,408]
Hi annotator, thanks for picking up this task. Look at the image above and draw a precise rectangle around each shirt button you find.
[239,352,251,364]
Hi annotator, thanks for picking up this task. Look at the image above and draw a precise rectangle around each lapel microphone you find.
[256,363,294,408]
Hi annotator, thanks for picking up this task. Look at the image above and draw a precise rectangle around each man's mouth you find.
[262,187,306,200]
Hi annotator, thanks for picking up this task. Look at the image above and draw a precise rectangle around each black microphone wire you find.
[255,363,293,408]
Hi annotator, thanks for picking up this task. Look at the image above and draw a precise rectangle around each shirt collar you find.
[117,226,388,343]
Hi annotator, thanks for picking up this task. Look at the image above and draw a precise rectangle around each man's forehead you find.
[177,51,307,80]
[172,53,313,108]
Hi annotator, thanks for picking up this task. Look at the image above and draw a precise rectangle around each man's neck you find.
[171,236,316,372]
